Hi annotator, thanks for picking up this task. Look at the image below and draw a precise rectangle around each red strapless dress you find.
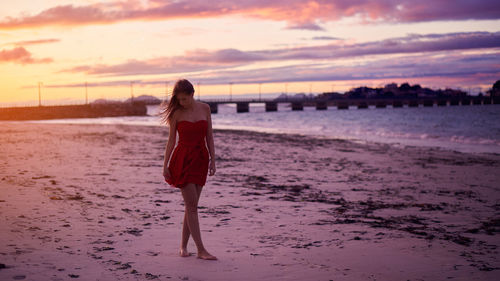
[165,120,209,188]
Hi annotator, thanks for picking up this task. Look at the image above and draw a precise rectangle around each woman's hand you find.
[209,159,216,176]
[163,166,171,181]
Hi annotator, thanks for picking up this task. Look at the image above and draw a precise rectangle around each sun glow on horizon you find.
[1,1,499,105]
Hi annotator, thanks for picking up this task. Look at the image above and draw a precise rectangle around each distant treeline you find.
[318,80,500,100]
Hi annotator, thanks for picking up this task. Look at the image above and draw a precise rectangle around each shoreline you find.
[5,119,500,156]
[1,122,499,280]
[213,126,500,157]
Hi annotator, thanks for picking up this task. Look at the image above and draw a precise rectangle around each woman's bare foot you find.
[197,250,217,260]
[179,248,191,257]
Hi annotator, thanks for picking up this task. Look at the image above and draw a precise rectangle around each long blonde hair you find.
[158,79,195,125]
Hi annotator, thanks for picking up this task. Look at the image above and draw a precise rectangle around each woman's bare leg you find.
[179,211,191,257]
[180,184,203,257]
[180,183,217,260]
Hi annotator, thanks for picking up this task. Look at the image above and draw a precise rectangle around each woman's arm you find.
[163,115,177,177]
[205,104,216,176]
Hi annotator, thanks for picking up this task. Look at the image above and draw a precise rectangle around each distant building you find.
[317,92,345,100]
[384,83,398,93]
[341,82,471,99]
[274,93,314,101]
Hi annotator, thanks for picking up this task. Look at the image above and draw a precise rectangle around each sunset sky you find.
[1,0,499,105]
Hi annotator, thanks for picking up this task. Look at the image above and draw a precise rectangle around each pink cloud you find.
[50,31,500,91]
[60,32,500,76]
[47,51,500,91]
[181,52,500,86]
[59,48,262,76]
[263,32,500,60]
[394,0,500,22]
[0,47,53,64]
[0,1,498,30]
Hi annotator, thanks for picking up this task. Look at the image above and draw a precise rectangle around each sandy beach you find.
[0,122,499,281]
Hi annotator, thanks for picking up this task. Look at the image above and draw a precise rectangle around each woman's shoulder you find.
[170,110,181,125]
[195,101,210,111]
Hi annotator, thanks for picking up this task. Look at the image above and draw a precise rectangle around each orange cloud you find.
[0,47,53,64]
[8,38,60,46]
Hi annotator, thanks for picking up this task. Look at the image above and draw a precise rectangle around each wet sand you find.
[0,122,499,280]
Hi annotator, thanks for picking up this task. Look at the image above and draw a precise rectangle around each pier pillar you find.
[315,101,327,110]
[291,102,303,111]
[449,99,459,106]
[236,102,249,113]
[265,102,278,112]
[483,97,492,105]
[472,97,482,105]
[493,97,500,104]
[375,101,386,108]
[423,99,434,107]
[461,98,471,105]
[408,100,419,107]
[437,99,447,106]
[357,101,368,109]
[337,101,349,109]
[208,102,218,114]
[392,100,403,108]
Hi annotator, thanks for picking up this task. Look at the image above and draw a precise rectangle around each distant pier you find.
[0,102,147,121]
[203,96,499,113]
[1,96,497,121]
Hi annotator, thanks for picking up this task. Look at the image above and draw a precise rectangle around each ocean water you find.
[29,103,500,154]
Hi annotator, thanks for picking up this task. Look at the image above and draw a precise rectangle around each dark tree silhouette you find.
[493,80,500,90]
[488,80,500,98]
[399,83,411,92]
[383,91,395,98]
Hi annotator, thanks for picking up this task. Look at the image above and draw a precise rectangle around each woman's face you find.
[177,92,194,109]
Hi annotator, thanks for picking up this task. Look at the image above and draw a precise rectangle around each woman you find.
[159,79,217,260]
